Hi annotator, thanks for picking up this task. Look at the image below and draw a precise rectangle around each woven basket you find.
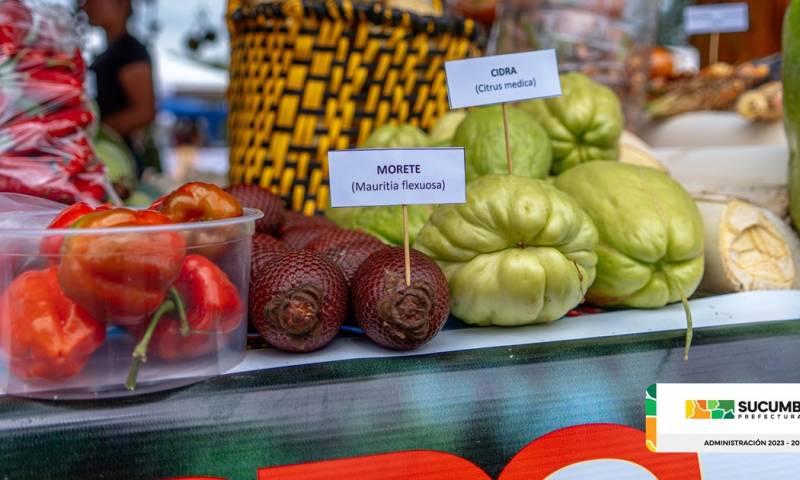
[226,0,483,214]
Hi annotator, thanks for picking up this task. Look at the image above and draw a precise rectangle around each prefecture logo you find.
[685,400,735,420]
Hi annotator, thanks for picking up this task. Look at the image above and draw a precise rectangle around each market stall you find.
[1,0,800,478]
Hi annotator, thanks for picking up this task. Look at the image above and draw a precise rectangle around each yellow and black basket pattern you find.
[226,0,483,214]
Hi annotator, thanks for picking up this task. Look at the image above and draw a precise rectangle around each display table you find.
[2,292,800,479]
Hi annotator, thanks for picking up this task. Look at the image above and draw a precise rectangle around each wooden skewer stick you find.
[501,103,512,175]
[709,32,720,65]
[402,204,411,287]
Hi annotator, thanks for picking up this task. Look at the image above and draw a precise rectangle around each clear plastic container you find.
[0,208,261,399]
[489,0,659,130]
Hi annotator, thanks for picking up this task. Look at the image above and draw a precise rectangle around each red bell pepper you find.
[152,255,244,359]
[40,202,110,262]
[150,182,245,259]
[58,208,186,324]
[150,182,243,222]
[0,267,106,380]
[126,255,244,389]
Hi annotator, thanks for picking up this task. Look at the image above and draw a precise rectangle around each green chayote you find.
[429,110,466,145]
[361,124,430,148]
[415,175,598,326]
[519,72,624,175]
[326,205,434,245]
[451,105,552,181]
[554,161,704,309]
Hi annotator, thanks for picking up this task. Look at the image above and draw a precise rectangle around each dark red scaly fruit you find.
[252,233,286,256]
[249,235,288,331]
[281,211,337,234]
[225,185,286,236]
[282,225,338,250]
[313,239,386,287]
[304,229,382,252]
[352,247,450,350]
[250,234,287,276]
[250,250,347,352]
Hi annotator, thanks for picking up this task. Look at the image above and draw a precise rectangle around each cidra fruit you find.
[250,250,347,352]
[352,247,450,350]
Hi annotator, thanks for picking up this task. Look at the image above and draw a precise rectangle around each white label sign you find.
[684,3,749,35]
[328,148,466,208]
[444,50,562,109]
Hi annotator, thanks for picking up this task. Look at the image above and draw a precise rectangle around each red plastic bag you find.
[0,0,113,205]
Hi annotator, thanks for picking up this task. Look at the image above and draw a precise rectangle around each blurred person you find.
[81,0,156,178]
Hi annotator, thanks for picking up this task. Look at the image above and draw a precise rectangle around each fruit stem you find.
[170,286,189,337]
[664,270,693,361]
[677,287,693,361]
[126,300,175,391]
